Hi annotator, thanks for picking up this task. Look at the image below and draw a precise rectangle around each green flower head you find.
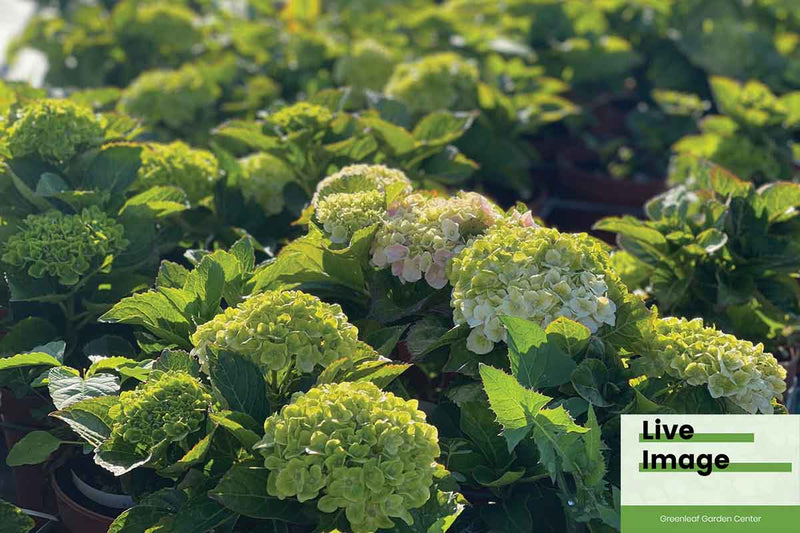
[109,371,211,450]
[312,165,412,244]
[191,290,363,374]
[255,381,440,533]
[371,192,514,290]
[646,317,787,414]
[136,141,219,203]
[334,39,398,91]
[267,102,333,134]
[113,2,202,57]
[448,226,619,354]
[118,64,220,129]
[385,52,479,115]
[1,207,128,286]
[3,99,104,163]
[239,153,296,215]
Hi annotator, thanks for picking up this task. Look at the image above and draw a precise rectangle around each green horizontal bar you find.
[623,505,800,532]
[639,433,754,443]
[639,462,792,473]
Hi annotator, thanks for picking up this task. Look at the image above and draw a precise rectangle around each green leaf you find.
[156,261,190,290]
[0,317,58,356]
[100,291,192,349]
[472,467,526,487]
[108,505,172,533]
[693,228,728,254]
[501,316,576,389]
[154,349,200,376]
[83,335,137,359]
[6,431,63,466]
[48,367,120,410]
[412,111,475,145]
[168,496,236,533]
[363,325,407,356]
[35,173,69,197]
[209,350,270,423]
[359,116,416,156]
[571,359,611,407]
[209,411,261,451]
[209,462,315,523]
[459,401,511,467]
[51,396,118,448]
[593,217,667,251]
[757,182,800,223]
[0,352,61,371]
[478,364,553,452]
[120,186,190,218]
[83,144,142,194]
[388,488,467,533]
[545,317,591,357]
[183,256,226,322]
[584,406,605,486]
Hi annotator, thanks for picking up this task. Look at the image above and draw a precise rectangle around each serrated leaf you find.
[100,291,192,349]
[6,431,63,466]
[478,364,551,452]
[209,411,261,451]
[120,186,189,218]
[545,317,591,357]
[571,359,611,407]
[209,350,270,423]
[83,144,142,194]
[48,367,120,410]
[0,352,61,371]
[388,488,466,533]
[501,316,576,389]
[51,395,118,448]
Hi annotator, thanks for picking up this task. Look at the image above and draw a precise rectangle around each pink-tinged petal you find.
[391,261,404,277]
[402,262,422,283]
[433,248,453,266]
[518,210,536,227]
[371,248,387,267]
[385,244,409,262]
[425,265,448,289]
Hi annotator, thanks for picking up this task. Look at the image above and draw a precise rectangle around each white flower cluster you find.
[312,165,412,244]
[448,226,618,354]
[370,192,517,289]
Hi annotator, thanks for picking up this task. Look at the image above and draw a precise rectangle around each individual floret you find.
[108,371,211,450]
[384,52,479,115]
[267,102,333,134]
[136,141,219,203]
[643,317,787,414]
[239,153,295,215]
[255,382,440,533]
[3,99,104,163]
[448,226,619,354]
[371,192,506,289]
[1,207,128,286]
[118,64,220,130]
[191,290,363,374]
[334,39,398,91]
[312,165,412,244]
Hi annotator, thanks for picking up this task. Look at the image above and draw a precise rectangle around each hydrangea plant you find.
[118,64,220,131]
[643,317,787,414]
[2,98,104,164]
[112,2,203,60]
[312,164,412,244]
[107,370,211,450]
[239,153,296,215]
[385,52,479,115]
[371,192,530,289]
[191,290,362,375]
[1,207,128,286]
[136,141,219,203]
[448,225,619,353]
[334,38,398,91]
[254,381,440,533]
[267,101,334,134]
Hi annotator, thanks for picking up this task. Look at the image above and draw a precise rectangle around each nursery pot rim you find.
[51,465,121,529]
[70,468,135,510]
